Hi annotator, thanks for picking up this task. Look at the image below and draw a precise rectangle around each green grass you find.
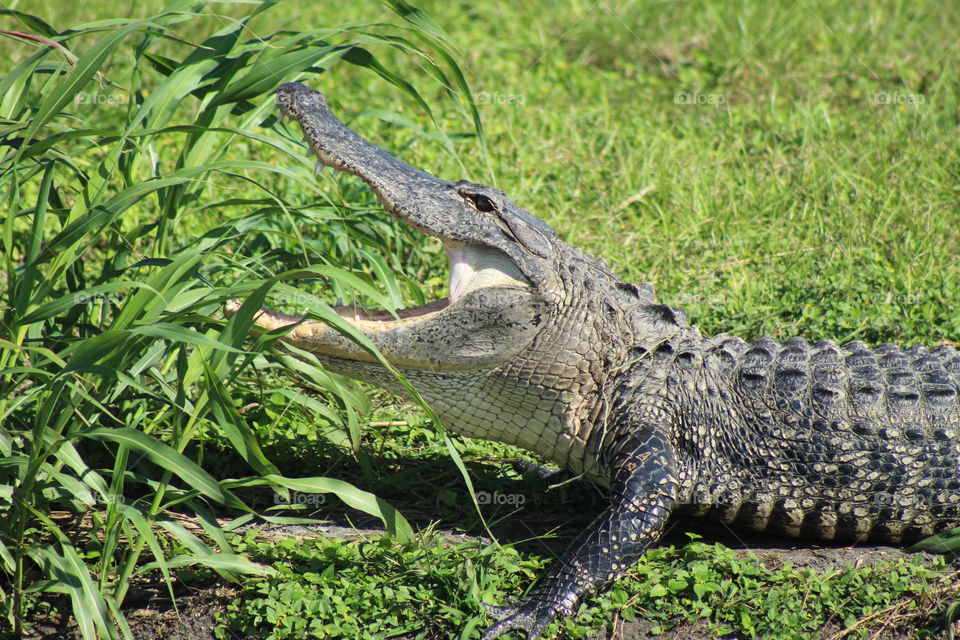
[3,0,960,638]
[213,532,952,640]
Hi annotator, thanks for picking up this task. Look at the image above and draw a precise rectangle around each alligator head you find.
[228,83,684,474]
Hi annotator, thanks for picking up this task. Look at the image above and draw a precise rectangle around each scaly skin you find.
[229,83,960,640]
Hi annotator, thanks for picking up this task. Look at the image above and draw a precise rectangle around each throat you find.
[445,242,529,302]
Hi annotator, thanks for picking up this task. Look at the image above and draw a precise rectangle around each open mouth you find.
[226,82,542,369]
[224,231,534,369]
[328,241,530,331]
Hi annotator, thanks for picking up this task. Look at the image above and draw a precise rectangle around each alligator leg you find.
[480,429,679,640]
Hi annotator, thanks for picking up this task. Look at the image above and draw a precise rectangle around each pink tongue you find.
[446,245,474,303]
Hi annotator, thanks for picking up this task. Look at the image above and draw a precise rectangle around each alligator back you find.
[673,334,960,543]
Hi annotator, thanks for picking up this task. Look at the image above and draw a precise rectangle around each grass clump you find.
[215,529,542,640]
[606,540,950,640]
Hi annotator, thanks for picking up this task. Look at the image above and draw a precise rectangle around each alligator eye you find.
[466,193,496,213]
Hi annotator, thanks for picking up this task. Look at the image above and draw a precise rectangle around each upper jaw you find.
[275,82,533,313]
[276,82,452,236]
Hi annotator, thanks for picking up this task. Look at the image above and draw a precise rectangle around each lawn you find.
[2,0,960,638]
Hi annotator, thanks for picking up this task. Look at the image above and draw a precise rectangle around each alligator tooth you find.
[314,161,323,176]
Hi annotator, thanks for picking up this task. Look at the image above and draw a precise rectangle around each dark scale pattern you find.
[671,334,960,544]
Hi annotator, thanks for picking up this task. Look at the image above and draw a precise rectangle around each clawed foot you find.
[480,600,559,640]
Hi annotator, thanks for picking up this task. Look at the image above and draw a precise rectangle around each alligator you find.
[229,82,960,640]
